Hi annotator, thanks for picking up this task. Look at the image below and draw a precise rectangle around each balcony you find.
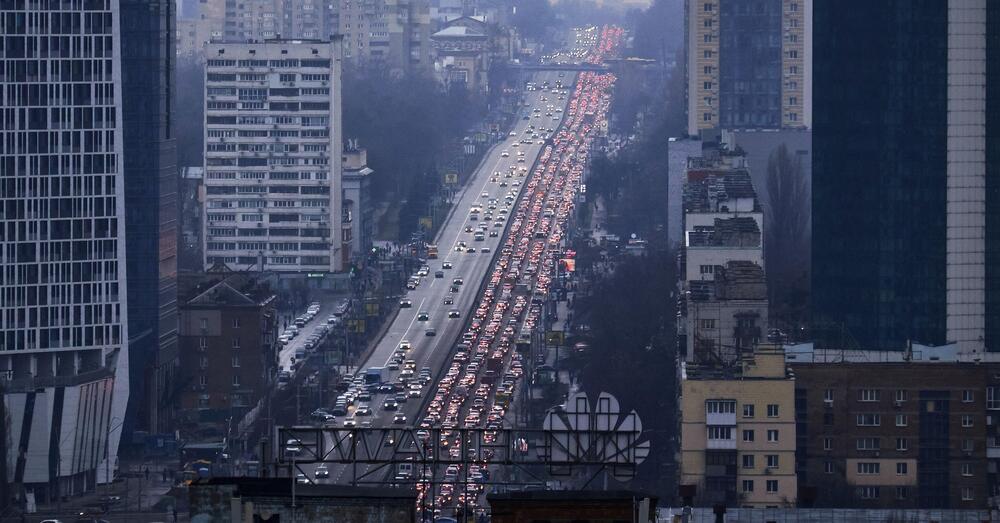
[707,412,736,426]
[707,437,736,450]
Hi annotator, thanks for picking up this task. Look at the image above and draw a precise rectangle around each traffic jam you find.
[414,26,623,516]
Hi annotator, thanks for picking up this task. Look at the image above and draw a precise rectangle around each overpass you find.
[510,62,609,72]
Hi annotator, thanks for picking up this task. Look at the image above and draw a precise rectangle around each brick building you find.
[177,274,278,428]
[793,362,991,509]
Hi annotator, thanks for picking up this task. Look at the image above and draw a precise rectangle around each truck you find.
[427,244,438,259]
[365,366,386,389]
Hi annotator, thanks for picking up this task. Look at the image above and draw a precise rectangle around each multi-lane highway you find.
[283,29,624,515]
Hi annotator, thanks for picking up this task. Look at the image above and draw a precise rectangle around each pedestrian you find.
[163,468,168,482]
[144,467,150,481]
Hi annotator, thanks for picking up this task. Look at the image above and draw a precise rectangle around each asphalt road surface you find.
[284,71,571,486]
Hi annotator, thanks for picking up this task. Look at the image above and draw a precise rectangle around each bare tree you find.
[765,143,810,330]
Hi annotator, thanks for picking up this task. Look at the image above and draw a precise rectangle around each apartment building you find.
[177,275,277,424]
[793,362,991,508]
[342,144,374,260]
[678,151,766,364]
[685,0,811,135]
[337,0,432,74]
[680,346,798,507]
[0,0,132,502]
[202,39,346,273]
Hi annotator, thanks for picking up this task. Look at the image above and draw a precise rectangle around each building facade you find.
[811,0,998,354]
[685,0,811,136]
[342,144,374,260]
[202,39,345,273]
[0,0,131,502]
[177,277,276,425]
[120,0,180,437]
[680,346,798,507]
[793,362,991,508]
[336,0,432,74]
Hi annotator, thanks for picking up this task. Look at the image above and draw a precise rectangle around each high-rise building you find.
[202,39,346,273]
[685,0,811,136]
[0,0,131,502]
[337,0,432,74]
[120,0,179,437]
[811,0,998,354]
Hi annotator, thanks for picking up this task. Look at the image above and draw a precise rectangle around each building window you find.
[198,396,210,408]
[232,318,241,328]
[700,264,714,275]
[766,480,778,493]
[962,487,974,501]
[766,455,779,469]
[742,480,754,493]
[199,337,207,349]
[858,486,880,499]
[200,356,208,369]
[824,461,834,474]
[767,404,779,417]
[962,439,974,452]
[700,319,717,330]
[743,429,755,442]
[859,389,880,402]
[895,389,907,403]
[823,437,833,451]
[232,337,241,349]
[896,462,908,475]
[743,404,755,418]
[962,415,974,427]
[896,487,908,500]
[708,426,733,440]
[823,389,834,403]
[199,375,208,386]
[704,2,713,11]
[232,355,240,368]
[895,414,907,427]
[988,387,1000,410]
[767,429,779,443]
[703,112,712,122]
[703,65,713,75]
[857,462,880,475]
[856,414,881,426]
[742,454,754,469]
[896,438,908,451]
[706,400,735,413]
[703,81,713,90]
[962,463,973,476]
[856,438,880,450]
[200,318,208,330]
[789,2,798,11]
[962,390,974,403]
[232,374,241,387]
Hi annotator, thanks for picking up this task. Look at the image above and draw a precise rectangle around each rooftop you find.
[687,217,761,248]
[683,169,760,213]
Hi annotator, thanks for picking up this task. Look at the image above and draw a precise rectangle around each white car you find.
[315,465,330,478]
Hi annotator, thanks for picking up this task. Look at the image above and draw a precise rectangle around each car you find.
[393,413,407,424]
[443,295,454,305]
[408,387,422,398]
[509,131,517,136]
[464,225,474,233]
[383,399,398,410]
[398,340,412,350]
[417,311,430,321]
[481,247,492,254]
[501,150,509,157]
[399,298,412,308]
[489,230,498,237]
[442,261,453,269]
[355,405,372,416]
[466,247,476,253]
[435,270,444,278]
[314,465,330,478]
[450,285,460,293]
[448,310,461,319]
[406,280,417,290]
[453,278,464,286]
[425,328,437,337]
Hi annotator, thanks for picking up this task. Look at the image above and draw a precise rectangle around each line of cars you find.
[415,26,622,514]
[277,301,339,389]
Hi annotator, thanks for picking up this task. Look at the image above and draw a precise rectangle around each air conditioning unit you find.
[894,400,904,408]
[823,399,833,407]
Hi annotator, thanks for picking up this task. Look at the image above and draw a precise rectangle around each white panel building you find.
[0,0,130,502]
[202,39,345,273]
